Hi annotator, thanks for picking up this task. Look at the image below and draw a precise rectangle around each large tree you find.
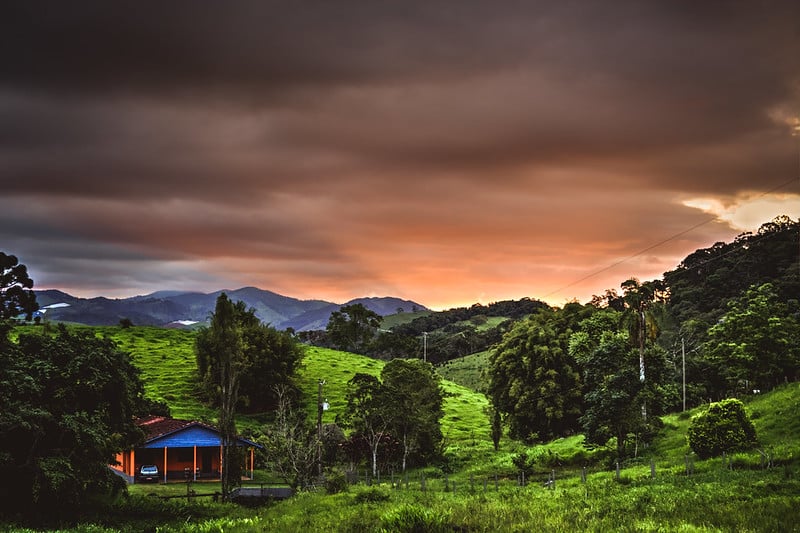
[489,308,583,442]
[0,324,150,523]
[0,252,38,321]
[380,358,445,472]
[570,328,645,459]
[704,283,800,394]
[338,373,389,477]
[196,296,304,413]
[196,293,246,501]
[326,303,382,354]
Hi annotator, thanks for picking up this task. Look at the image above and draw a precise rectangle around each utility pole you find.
[682,337,686,412]
[423,332,428,363]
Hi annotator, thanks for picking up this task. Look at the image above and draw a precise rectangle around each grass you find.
[379,310,431,329]
[436,350,491,392]
[7,324,800,531]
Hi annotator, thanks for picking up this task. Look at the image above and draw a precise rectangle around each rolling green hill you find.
[73,326,493,447]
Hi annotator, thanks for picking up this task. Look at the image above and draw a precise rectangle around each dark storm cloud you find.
[1,1,798,306]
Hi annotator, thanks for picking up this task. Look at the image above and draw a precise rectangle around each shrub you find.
[688,398,757,459]
[324,471,348,494]
[353,487,390,503]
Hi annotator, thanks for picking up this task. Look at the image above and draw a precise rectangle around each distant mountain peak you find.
[33,287,428,331]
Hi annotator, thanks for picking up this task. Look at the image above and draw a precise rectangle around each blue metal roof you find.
[141,423,260,449]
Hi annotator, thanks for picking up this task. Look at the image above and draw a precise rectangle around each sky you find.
[2,1,799,311]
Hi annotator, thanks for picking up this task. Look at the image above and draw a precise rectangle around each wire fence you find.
[340,449,779,495]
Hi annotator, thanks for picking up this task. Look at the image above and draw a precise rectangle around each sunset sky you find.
[2,1,799,310]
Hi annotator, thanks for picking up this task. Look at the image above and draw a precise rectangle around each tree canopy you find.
[326,303,382,354]
[0,325,153,522]
[196,295,304,413]
[0,252,38,321]
[488,308,583,443]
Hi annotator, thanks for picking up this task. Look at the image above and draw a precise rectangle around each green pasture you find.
[437,350,491,392]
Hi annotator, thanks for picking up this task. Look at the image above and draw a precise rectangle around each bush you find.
[353,487,390,503]
[324,471,349,494]
[688,399,757,459]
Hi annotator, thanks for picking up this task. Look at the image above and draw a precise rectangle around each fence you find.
[339,449,778,495]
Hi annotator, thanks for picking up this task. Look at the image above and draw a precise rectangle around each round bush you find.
[687,398,757,459]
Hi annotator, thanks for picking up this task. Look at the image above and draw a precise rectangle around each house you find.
[112,415,259,483]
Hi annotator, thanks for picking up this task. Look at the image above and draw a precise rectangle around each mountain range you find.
[33,287,428,331]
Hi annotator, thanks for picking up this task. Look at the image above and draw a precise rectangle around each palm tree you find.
[620,278,665,418]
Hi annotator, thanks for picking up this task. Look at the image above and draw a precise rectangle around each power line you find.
[542,176,800,300]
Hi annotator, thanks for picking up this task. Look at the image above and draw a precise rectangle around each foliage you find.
[688,398,758,459]
[0,252,38,321]
[489,308,584,442]
[196,294,304,413]
[324,470,348,494]
[196,293,246,500]
[259,385,318,490]
[663,216,800,334]
[380,358,445,471]
[704,283,800,394]
[0,324,149,523]
[380,503,450,533]
[338,373,389,476]
[326,303,382,354]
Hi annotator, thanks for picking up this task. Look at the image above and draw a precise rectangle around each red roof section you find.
[136,415,197,442]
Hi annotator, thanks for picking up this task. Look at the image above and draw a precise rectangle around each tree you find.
[569,309,667,459]
[704,283,800,393]
[489,309,583,442]
[196,293,245,501]
[338,373,389,477]
[0,252,38,321]
[196,297,304,413]
[260,385,318,490]
[570,328,645,459]
[380,359,445,472]
[0,324,150,523]
[486,404,502,451]
[326,303,382,354]
[688,398,757,459]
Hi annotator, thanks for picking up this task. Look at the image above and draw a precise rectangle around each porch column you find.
[250,447,254,480]
[193,445,197,481]
[163,446,168,483]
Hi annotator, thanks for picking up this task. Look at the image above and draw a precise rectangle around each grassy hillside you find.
[27,326,492,446]
[437,350,491,392]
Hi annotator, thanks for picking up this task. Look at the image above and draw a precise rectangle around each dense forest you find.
[485,216,799,455]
